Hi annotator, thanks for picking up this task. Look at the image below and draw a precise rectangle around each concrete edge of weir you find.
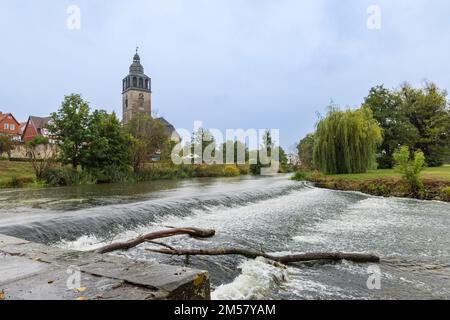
[0,234,211,300]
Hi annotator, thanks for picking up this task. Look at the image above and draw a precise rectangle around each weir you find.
[0,234,210,300]
[2,177,448,300]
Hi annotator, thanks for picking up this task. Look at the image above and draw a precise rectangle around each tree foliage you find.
[393,145,426,194]
[49,94,135,176]
[222,140,248,164]
[48,94,90,168]
[250,130,282,175]
[297,133,315,170]
[0,135,14,159]
[83,110,132,171]
[125,114,167,171]
[25,136,54,179]
[363,85,418,168]
[191,128,216,164]
[365,82,450,167]
[274,146,288,172]
[313,106,382,174]
[399,82,450,167]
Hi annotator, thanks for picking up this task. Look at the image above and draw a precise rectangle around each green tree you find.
[313,106,382,174]
[262,130,274,155]
[160,139,178,164]
[393,145,426,195]
[250,130,275,175]
[222,140,248,164]
[0,135,14,159]
[125,114,167,172]
[25,136,54,180]
[297,134,315,170]
[274,146,288,172]
[192,128,216,164]
[82,110,132,171]
[363,85,418,168]
[399,82,450,167]
[48,94,90,168]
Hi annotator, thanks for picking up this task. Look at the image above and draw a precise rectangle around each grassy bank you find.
[293,166,450,202]
[0,160,250,189]
[0,161,39,188]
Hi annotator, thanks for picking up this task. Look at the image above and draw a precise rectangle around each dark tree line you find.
[363,82,450,168]
[298,82,450,172]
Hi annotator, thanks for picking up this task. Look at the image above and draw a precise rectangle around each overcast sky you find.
[1,0,449,149]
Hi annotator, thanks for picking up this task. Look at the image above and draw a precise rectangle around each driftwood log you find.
[96,227,380,264]
[146,247,380,264]
[96,227,215,254]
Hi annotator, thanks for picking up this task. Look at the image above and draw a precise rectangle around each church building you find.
[122,49,180,143]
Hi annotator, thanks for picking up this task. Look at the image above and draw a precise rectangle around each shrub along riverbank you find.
[292,166,450,202]
[0,160,250,188]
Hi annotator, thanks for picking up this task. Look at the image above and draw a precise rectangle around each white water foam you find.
[212,257,289,300]
[285,272,357,300]
[58,234,104,251]
[292,235,326,244]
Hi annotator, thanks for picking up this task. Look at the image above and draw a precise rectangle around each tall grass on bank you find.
[38,164,247,187]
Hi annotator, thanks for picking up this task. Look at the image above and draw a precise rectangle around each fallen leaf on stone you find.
[75,287,87,293]
[0,290,5,300]
[48,280,55,284]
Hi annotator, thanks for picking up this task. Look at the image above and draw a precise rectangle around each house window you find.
[4,123,9,129]
[10,124,15,131]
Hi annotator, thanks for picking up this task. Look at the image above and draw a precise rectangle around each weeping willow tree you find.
[313,106,382,174]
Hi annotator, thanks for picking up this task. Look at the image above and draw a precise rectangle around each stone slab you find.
[0,234,210,300]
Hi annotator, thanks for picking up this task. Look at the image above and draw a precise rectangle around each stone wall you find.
[1,144,59,160]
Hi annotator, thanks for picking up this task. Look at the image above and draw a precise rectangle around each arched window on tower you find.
[139,78,143,88]
[133,77,137,87]
[123,80,126,91]
[145,79,149,90]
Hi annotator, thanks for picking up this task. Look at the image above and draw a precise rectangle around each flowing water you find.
[0,175,449,300]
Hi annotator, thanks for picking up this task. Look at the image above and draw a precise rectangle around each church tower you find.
[122,48,152,124]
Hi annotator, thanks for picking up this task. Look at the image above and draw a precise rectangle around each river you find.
[0,175,449,300]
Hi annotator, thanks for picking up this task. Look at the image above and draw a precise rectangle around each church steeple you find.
[122,49,151,93]
[122,48,152,123]
[130,47,145,74]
